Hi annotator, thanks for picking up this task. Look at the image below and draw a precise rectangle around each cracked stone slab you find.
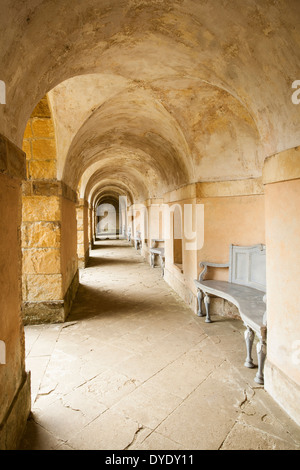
[220,421,300,450]
[78,369,141,408]
[32,397,100,443]
[111,382,182,429]
[66,410,142,450]
[129,430,185,450]
[154,360,246,449]
[237,388,300,448]
[145,337,223,400]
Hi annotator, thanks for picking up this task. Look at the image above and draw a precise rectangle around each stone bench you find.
[150,239,165,276]
[133,230,142,250]
[194,244,267,385]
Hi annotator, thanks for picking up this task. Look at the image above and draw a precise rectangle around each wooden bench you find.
[194,244,267,384]
[150,239,165,276]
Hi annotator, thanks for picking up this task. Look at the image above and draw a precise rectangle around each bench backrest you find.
[229,244,266,292]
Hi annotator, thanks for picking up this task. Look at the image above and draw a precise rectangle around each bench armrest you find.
[199,262,229,281]
[151,239,164,248]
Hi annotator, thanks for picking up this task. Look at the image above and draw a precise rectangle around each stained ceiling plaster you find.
[1,0,299,203]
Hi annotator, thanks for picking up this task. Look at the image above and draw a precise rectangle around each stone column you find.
[263,146,300,426]
[0,134,31,450]
[146,199,164,264]
[22,182,79,324]
[88,204,94,249]
[76,198,89,268]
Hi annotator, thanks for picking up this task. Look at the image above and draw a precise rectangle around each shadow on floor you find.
[67,283,168,322]
[86,256,143,268]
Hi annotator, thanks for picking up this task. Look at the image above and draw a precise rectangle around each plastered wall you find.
[263,148,300,425]
[161,181,265,314]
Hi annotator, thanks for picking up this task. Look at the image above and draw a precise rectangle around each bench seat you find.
[194,244,267,385]
[194,279,266,336]
[150,247,165,256]
[132,230,142,250]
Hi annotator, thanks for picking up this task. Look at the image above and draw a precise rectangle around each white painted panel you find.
[230,244,266,291]
[0,80,5,104]
[235,252,248,283]
[249,252,266,288]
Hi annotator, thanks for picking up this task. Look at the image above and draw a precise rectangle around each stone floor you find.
[19,240,300,450]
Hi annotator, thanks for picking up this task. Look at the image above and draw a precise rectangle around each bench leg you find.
[244,326,255,368]
[150,252,155,268]
[197,289,204,317]
[160,256,165,277]
[204,293,211,323]
[255,339,266,385]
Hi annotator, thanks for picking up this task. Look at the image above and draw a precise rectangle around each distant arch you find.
[0,80,5,104]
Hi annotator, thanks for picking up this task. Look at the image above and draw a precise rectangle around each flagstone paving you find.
[19,240,300,450]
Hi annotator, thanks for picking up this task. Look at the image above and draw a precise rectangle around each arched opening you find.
[173,205,183,270]
[96,200,119,239]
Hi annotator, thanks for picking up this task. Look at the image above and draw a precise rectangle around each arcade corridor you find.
[1,0,300,451]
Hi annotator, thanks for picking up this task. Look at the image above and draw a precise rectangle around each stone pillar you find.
[162,186,200,310]
[88,205,94,249]
[145,199,165,263]
[263,147,300,426]
[0,134,31,450]
[77,199,89,268]
[22,182,79,324]
[60,185,79,317]
[127,205,134,245]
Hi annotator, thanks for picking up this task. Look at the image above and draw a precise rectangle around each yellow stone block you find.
[77,244,85,257]
[26,162,30,179]
[77,231,84,244]
[32,139,56,160]
[22,196,61,222]
[22,221,61,248]
[77,219,84,230]
[76,207,84,219]
[22,248,61,274]
[29,160,56,180]
[32,118,54,138]
[22,275,28,301]
[22,140,32,160]
[23,122,33,139]
[25,274,63,301]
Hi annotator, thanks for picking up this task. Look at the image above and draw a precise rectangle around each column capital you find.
[263,146,300,185]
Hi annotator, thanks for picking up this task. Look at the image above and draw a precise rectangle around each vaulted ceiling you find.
[1,0,299,202]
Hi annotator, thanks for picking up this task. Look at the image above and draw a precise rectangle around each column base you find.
[265,360,300,427]
[0,372,31,450]
[22,270,79,324]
